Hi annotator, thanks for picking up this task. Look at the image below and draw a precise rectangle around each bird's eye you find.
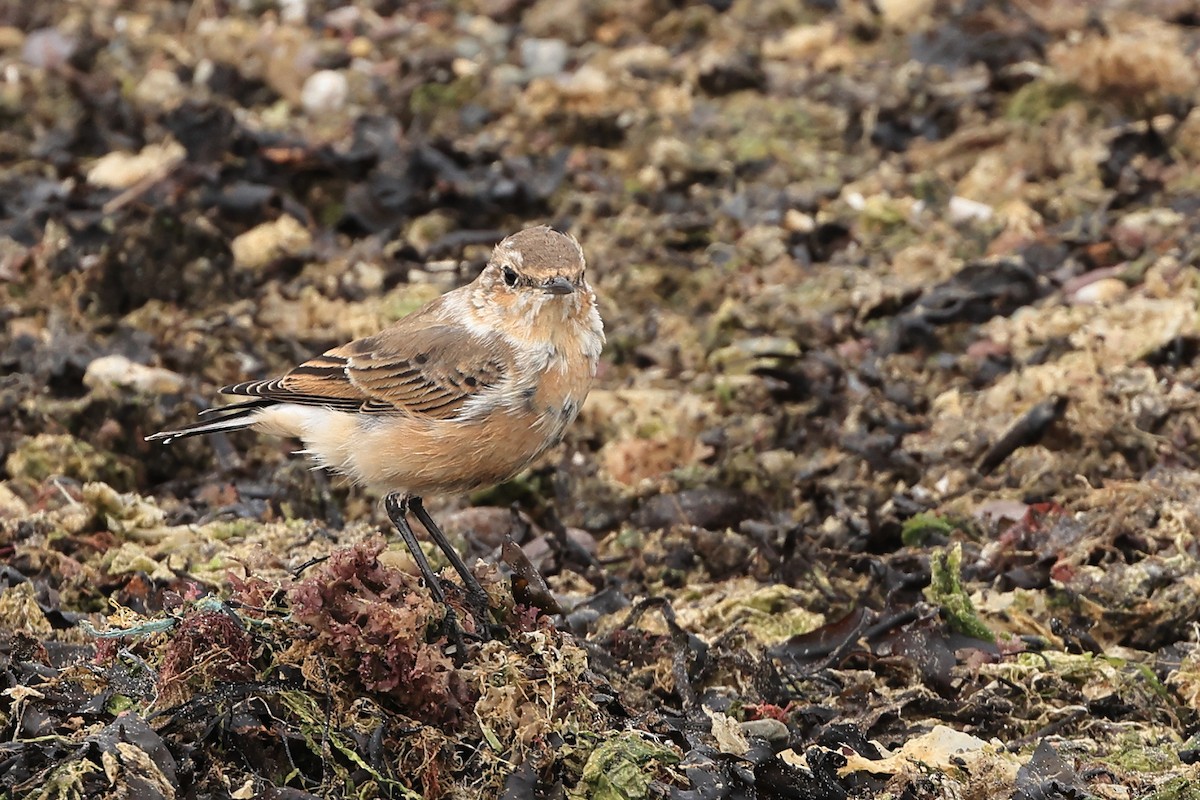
[502,266,518,287]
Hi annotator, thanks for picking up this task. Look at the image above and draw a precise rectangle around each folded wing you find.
[222,324,511,419]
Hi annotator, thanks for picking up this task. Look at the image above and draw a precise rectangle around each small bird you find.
[148,226,604,637]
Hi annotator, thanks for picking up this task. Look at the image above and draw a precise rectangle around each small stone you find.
[323,5,360,30]
[558,65,610,98]
[347,36,373,59]
[405,212,457,253]
[877,0,936,29]
[757,449,796,478]
[21,27,75,69]
[632,489,754,532]
[566,527,598,554]
[437,507,516,549]
[452,57,480,78]
[84,355,187,395]
[740,718,790,744]
[489,63,525,89]
[193,58,215,87]
[1174,106,1200,162]
[230,215,312,271]
[1111,208,1184,256]
[467,13,510,43]
[301,69,349,115]
[948,195,994,224]
[87,140,187,190]
[344,260,385,296]
[523,0,589,43]
[610,44,671,73]
[696,44,766,96]
[784,209,815,233]
[521,38,570,78]
[763,23,837,62]
[739,224,787,264]
[0,482,30,520]
[0,26,26,51]
[133,68,186,110]
[709,336,800,374]
[1069,277,1127,305]
[649,136,691,170]
[279,0,307,24]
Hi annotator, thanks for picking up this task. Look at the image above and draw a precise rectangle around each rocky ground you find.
[4,0,1200,798]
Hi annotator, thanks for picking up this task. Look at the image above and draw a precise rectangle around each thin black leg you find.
[384,493,466,654]
[409,497,493,636]
[384,494,447,604]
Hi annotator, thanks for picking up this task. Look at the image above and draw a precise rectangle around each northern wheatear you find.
[149,226,604,637]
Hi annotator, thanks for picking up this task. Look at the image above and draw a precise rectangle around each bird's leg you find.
[384,493,466,656]
[409,496,494,639]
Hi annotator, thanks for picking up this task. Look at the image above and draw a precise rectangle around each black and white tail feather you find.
[145,398,272,444]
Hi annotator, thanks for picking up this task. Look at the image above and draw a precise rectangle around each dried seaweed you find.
[6,0,1200,796]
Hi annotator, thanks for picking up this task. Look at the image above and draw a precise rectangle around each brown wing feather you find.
[222,324,511,419]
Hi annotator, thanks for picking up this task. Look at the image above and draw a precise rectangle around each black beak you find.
[543,276,575,295]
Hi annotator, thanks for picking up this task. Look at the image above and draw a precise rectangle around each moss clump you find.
[571,731,681,800]
[680,581,824,645]
[24,758,103,800]
[1005,80,1084,124]
[1142,776,1200,800]
[926,543,995,642]
[409,76,481,122]
[0,581,52,634]
[901,512,958,546]
[5,433,137,491]
[380,283,446,322]
[1104,734,1181,774]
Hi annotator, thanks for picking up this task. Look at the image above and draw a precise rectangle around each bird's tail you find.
[145,400,272,445]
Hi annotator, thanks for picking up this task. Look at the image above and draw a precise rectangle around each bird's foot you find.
[437,605,471,665]
[464,586,498,643]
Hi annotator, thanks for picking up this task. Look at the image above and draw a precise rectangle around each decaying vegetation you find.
[4,0,1200,797]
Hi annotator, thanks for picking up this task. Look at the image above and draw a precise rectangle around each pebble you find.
[709,336,800,373]
[521,37,570,78]
[740,718,790,744]
[522,0,589,43]
[301,69,349,115]
[784,208,815,233]
[610,44,671,73]
[279,0,307,24]
[84,355,187,395]
[339,260,385,300]
[461,14,510,48]
[0,483,30,519]
[763,23,837,62]
[1069,277,1127,305]
[230,215,312,271]
[489,63,525,89]
[347,36,373,59]
[134,68,185,110]
[0,26,25,51]
[877,0,936,29]
[948,195,994,223]
[21,27,75,69]
[558,65,610,97]
[87,141,187,189]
